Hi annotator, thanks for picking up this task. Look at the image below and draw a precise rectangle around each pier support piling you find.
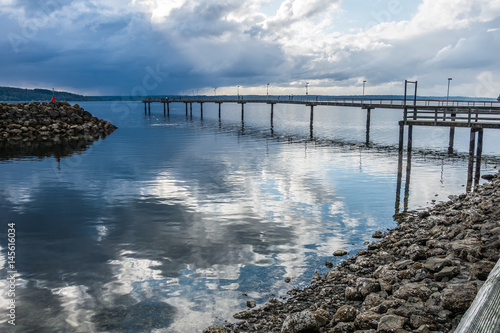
[270,103,274,136]
[467,128,477,191]
[396,123,405,214]
[365,107,372,146]
[309,105,314,139]
[404,125,413,212]
[448,111,456,154]
[474,128,484,188]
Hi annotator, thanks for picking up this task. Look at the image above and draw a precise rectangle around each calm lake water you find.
[0,101,499,332]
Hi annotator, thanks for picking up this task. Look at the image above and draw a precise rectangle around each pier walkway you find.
[142,95,500,110]
[142,95,500,198]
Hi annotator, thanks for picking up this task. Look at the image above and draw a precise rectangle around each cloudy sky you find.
[1,0,499,97]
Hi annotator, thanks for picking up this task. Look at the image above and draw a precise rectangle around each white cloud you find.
[0,0,499,96]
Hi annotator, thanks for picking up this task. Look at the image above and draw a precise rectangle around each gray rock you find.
[377,315,407,332]
[281,310,320,333]
[356,278,381,298]
[434,266,459,280]
[331,322,355,332]
[469,260,496,280]
[449,238,482,260]
[333,305,358,323]
[334,249,348,256]
[440,283,477,314]
[246,300,256,308]
[423,257,450,272]
[345,286,362,301]
[393,283,431,301]
[405,244,427,261]
[355,311,381,329]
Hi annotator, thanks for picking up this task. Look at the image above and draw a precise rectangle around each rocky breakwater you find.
[0,102,117,142]
[205,173,500,333]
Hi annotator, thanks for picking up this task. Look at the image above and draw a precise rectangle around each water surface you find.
[1,101,499,332]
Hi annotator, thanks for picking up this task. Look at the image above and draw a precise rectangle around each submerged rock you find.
[333,250,348,256]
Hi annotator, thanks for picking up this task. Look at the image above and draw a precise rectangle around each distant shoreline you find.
[1,86,497,103]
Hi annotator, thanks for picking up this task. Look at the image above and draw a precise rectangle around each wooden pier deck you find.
[142,95,500,112]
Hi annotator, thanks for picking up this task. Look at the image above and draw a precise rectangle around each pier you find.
[142,94,500,206]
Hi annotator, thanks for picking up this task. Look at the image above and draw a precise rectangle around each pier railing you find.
[143,96,500,110]
[403,107,500,128]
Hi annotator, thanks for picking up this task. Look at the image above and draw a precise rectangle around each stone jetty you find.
[0,102,117,142]
[205,172,500,333]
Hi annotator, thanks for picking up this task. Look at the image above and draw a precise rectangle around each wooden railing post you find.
[455,259,500,332]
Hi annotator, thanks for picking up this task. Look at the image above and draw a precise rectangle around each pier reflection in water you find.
[1,101,499,332]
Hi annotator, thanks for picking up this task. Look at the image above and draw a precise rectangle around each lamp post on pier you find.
[446,78,452,106]
[305,82,309,95]
[267,83,269,96]
[214,88,217,96]
[237,85,240,99]
[362,80,366,105]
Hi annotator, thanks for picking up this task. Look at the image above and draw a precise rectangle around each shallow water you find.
[0,101,499,332]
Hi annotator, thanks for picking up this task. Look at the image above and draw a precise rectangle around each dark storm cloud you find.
[0,0,499,96]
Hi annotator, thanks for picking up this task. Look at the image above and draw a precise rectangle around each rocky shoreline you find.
[205,173,500,333]
[0,102,117,142]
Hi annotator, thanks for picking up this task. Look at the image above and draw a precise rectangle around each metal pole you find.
[446,78,452,105]
[404,125,413,212]
[467,128,476,192]
[474,128,483,188]
[365,108,371,146]
[404,80,408,106]
[395,123,405,215]
[309,105,314,139]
